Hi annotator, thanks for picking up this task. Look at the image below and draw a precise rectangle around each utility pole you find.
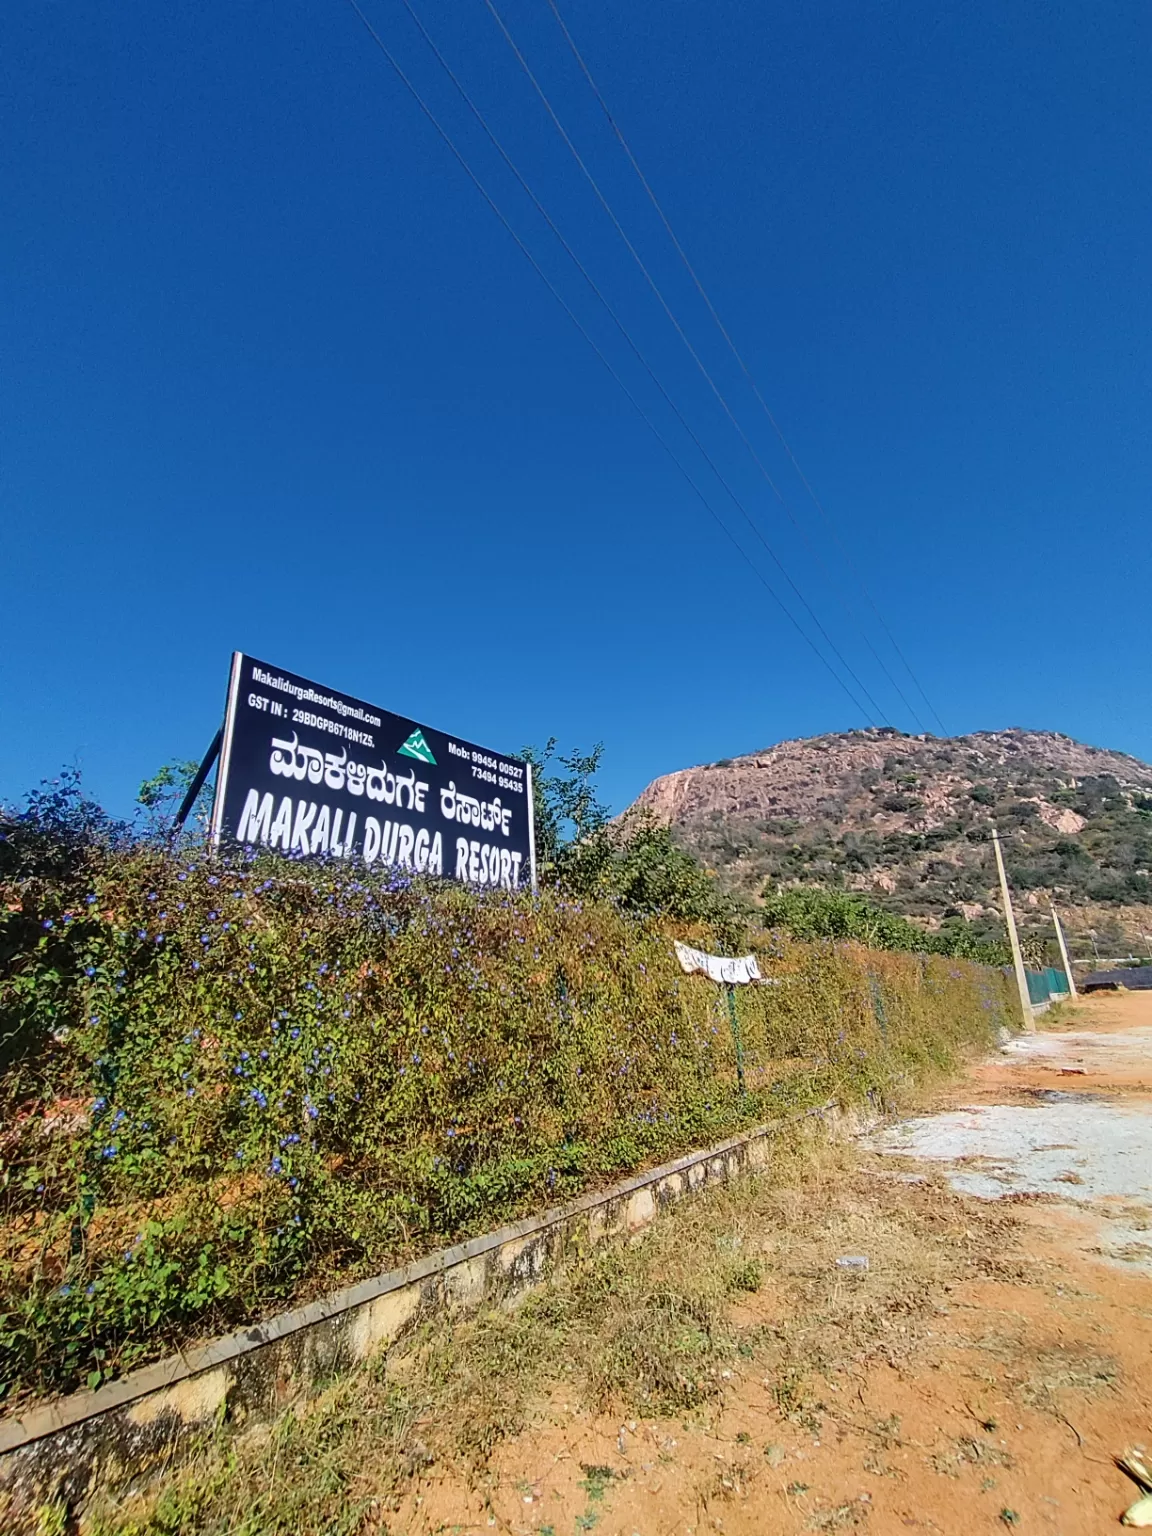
[1049,901,1077,999]
[991,827,1034,1032]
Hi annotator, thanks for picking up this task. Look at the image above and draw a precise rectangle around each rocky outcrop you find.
[624,728,1152,945]
[630,729,1152,833]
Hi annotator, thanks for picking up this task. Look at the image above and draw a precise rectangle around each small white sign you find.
[673,941,762,986]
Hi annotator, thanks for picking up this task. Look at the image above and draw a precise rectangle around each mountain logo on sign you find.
[398,729,436,765]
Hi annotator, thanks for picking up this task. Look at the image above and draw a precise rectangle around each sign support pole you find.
[172,729,223,836]
[991,826,1034,1032]
[525,760,538,893]
[725,984,746,1096]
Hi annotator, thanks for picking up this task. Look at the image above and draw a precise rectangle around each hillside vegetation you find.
[629,728,1152,957]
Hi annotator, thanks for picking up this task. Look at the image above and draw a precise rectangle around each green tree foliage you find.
[590,813,747,947]
[521,739,611,872]
[761,884,1010,965]
[523,745,743,938]
[137,759,216,840]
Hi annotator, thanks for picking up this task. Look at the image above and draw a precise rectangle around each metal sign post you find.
[725,984,747,1096]
[172,729,222,835]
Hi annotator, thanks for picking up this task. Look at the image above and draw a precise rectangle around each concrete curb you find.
[0,1101,842,1514]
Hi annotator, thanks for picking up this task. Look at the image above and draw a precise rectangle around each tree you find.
[137,759,213,838]
[520,739,610,875]
[521,742,746,941]
[761,883,1010,964]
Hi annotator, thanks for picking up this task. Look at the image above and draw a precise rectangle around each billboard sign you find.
[209,653,535,890]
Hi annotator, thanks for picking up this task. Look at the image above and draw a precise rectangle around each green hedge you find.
[0,846,1015,1405]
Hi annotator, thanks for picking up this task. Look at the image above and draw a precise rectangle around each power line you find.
[386,0,885,724]
[541,0,949,737]
[478,0,893,727]
[341,0,878,722]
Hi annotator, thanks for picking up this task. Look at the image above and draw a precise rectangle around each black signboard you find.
[209,654,535,890]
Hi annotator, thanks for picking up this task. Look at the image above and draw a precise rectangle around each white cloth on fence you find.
[673,941,762,986]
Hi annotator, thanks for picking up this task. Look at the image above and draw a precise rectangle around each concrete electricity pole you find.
[1049,901,1077,999]
[991,827,1035,1032]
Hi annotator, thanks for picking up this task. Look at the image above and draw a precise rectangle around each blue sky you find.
[3,0,1149,818]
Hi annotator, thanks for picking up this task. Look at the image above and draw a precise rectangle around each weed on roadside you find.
[81,1130,1040,1536]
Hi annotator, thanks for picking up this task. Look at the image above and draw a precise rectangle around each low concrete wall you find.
[0,1103,838,1518]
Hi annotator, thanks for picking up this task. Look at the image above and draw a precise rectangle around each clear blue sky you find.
[3,0,1149,817]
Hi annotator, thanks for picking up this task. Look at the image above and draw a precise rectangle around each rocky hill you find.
[627,729,1152,957]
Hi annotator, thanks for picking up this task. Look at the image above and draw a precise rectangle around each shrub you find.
[0,786,1015,1406]
[760,884,1010,965]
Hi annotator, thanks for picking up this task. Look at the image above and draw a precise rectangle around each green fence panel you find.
[1026,969,1051,1005]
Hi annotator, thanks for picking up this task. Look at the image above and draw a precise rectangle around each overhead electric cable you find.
[341,0,878,722]
[387,0,885,724]
[541,0,949,737]
[480,0,895,728]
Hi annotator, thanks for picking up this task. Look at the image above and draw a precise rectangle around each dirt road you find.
[403,992,1152,1536]
[98,993,1152,1536]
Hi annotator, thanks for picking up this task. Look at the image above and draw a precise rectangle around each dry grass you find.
[71,1120,1054,1536]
